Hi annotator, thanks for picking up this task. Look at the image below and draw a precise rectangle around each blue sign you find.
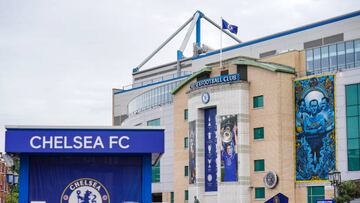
[190,74,240,90]
[265,193,289,203]
[5,128,164,154]
[317,200,335,203]
[29,156,143,203]
[204,108,217,192]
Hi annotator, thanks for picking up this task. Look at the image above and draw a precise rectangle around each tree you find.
[5,156,19,203]
[334,180,360,203]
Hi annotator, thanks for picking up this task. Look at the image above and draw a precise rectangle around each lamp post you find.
[6,170,19,203]
[328,170,341,199]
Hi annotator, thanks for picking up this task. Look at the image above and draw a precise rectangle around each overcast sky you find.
[0,0,359,151]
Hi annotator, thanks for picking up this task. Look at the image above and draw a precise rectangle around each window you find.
[253,95,264,108]
[305,39,360,75]
[184,166,189,176]
[313,48,321,73]
[237,64,248,81]
[185,190,189,201]
[254,159,265,172]
[337,42,346,69]
[307,186,324,203]
[355,40,360,67]
[184,137,189,148]
[346,41,355,68]
[184,109,188,120]
[220,70,229,76]
[147,118,160,126]
[152,161,160,182]
[171,192,174,203]
[321,46,329,71]
[306,49,314,73]
[329,44,337,72]
[255,187,265,199]
[346,84,360,171]
[148,118,161,182]
[254,127,264,139]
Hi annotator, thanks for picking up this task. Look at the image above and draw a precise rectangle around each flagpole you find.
[220,17,223,69]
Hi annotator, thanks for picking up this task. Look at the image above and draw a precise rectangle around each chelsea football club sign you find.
[5,127,164,154]
[61,178,110,203]
[190,74,241,90]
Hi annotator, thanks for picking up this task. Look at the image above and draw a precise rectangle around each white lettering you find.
[119,136,130,149]
[109,136,117,149]
[64,136,73,149]
[83,136,92,149]
[73,136,83,149]
[54,136,63,149]
[42,136,53,149]
[93,136,104,149]
[30,136,41,149]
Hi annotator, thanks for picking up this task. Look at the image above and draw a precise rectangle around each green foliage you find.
[6,156,20,203]
[6,191,18,203]
[335,180,360,203]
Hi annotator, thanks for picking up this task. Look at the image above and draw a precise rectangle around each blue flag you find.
[222,19,238,34]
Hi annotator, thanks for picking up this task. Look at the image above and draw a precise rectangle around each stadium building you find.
[113,10,360,203]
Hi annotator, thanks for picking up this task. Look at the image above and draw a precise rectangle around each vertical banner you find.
[204,108,217,192]
[189,121,196,184]
[295,75,336,181]
[220,115,238,182]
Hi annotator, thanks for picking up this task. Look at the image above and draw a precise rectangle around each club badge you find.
[61,178,110,203]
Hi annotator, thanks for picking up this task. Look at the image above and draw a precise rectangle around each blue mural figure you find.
[295,75,335,181]
[221,143,237,181]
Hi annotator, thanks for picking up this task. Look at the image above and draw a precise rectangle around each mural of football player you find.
[295,75,335,181]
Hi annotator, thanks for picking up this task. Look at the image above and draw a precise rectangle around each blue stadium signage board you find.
[5,127,164,154]
[190,74,240,90]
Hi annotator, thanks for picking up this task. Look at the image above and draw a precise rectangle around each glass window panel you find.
[348,149,360,171]
[254,96,264,108]
[355,40,360,67]
[329,44,337,71]
[306,49,314,73]
[321,46,329,71]
[254,159,265,171]
[348,138,360,150]
[346,84,358,106]
[255,187,265,199]
[254,127,264,139]
[184,190,188,200]
[307,186,324,203]
[184,137,188,148]
[358,84,360,103]
[347,116,359,139]
[346,105,359,117]
[184,166,189,176]
[313,48,321,72]
[346,41,355,68]
[337,42,346,69]
[152,161,161,182]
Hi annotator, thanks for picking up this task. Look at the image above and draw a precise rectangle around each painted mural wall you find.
[295,75,336,181]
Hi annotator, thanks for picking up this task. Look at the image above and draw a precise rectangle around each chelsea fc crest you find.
[61,178,110,203]
[202,92,210,104]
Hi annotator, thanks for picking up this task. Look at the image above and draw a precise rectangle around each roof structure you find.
[171,67,212,94]
[232,59,296,74]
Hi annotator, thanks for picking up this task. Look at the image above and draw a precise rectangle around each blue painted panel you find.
[5,128,164,154]
[142,154,152,203]
[204,108,217,192]
[28,156,142,203]
[19,155,29,203]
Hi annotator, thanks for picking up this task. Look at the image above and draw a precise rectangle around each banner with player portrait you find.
[220,115,238,182]
[189,120,196,184]
[295,75,336,181]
